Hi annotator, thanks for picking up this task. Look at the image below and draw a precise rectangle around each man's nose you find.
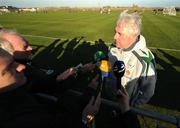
[114,33,118,40]
[16,64,26,72]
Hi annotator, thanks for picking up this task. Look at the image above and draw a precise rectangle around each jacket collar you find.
[111,35,146,52]
[123,35,140,51]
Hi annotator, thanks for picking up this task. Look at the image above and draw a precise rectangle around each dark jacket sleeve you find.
[25,64,59,94]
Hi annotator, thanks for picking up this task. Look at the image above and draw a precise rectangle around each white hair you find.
[116,11,142,36]
[0,28,20,37]
[0,39,14,55]
[0,28,28,45]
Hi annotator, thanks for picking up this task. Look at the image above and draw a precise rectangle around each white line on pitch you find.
[23,34,180,52]
[23,34,59,39]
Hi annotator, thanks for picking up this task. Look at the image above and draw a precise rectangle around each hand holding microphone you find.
[93,50,110,83]
[113,60,125,97]
[99,59,111,78]
[72,51,106,75]
[92,51,111,104]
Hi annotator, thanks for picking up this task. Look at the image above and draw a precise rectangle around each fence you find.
[68,89,180,128]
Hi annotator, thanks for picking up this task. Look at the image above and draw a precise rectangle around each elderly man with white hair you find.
[106,11,157,106]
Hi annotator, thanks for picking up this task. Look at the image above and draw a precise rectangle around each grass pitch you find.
[0,10,180,128]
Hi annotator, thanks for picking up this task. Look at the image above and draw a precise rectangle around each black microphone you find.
[113,60,125,97]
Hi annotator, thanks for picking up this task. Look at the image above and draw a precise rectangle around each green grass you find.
[142,12,180,49]
[0,11,117,42]
[0,10,180,128]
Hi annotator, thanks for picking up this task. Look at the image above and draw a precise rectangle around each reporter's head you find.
[0,47,27,92]
[0,29,32,63]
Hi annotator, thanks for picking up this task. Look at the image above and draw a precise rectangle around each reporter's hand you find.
[117,86,130,113]
[82,93,101,123]
[88,75,99,90]
[81,62,96,74]
[56,67,76,82]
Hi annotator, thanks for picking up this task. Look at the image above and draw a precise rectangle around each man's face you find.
[114,21,136,49]
[2,33,32,63]
[0,51,27,88]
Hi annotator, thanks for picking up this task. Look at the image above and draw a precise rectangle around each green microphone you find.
[94,51,106,63]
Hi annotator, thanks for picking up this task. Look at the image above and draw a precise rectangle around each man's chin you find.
[115,44,121,48]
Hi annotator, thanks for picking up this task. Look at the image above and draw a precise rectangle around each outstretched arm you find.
[118,86,141,128]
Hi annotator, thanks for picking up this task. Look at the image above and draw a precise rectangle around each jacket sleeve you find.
[132,49,157,106]
[133,74,156,106]
[25,64,59,93]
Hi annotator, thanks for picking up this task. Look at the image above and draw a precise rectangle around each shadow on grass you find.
[32,37,108,72]
[31,37,180,111]
[149,49,180,111]
[31,37,108,92]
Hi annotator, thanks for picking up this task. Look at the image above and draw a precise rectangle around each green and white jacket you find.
[107,35,157,106]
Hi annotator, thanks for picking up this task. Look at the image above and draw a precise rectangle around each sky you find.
[1,0,180,8]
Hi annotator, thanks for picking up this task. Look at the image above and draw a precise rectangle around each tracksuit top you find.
[106,35,157,106]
